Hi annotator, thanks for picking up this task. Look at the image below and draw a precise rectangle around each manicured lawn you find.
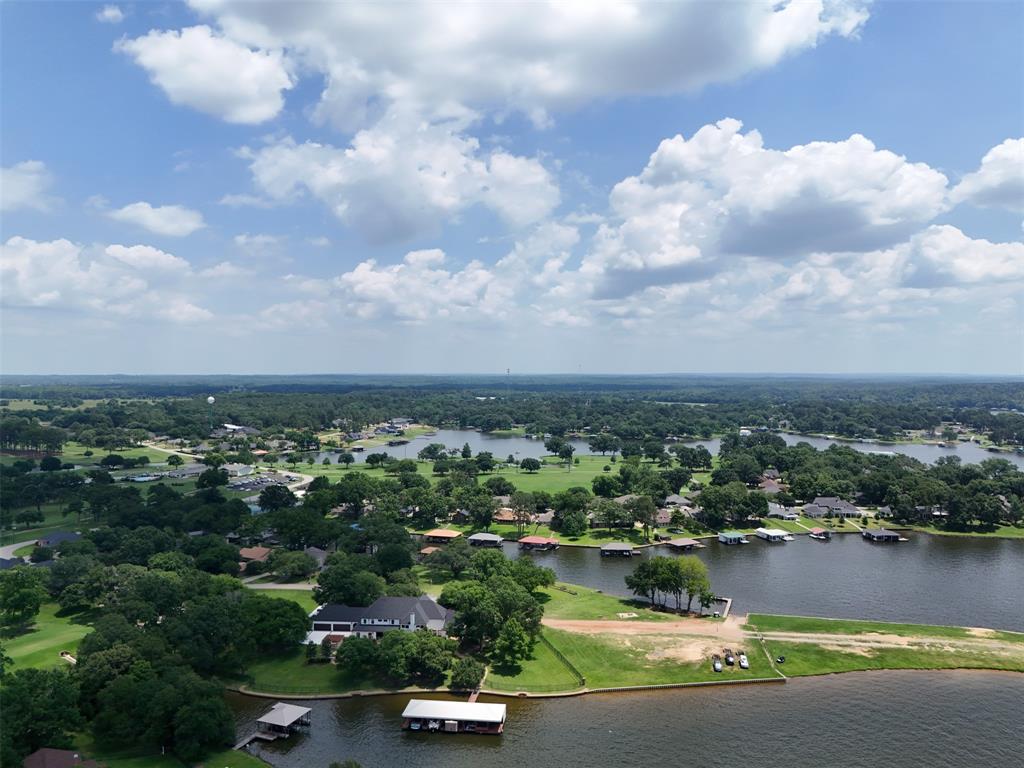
[747,614,977,639]
[544,627,768,688]
[247,587,319,613]
[3,603,94,670]
[243,648,380,695]
[59,441,172,466]
[486,634,582,692]
[762,640,1024,677]
[72,735,270,768]
[909,523,1024,539]
[538,584,674,622]
[763,518,810,534]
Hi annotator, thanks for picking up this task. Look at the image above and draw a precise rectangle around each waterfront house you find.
[766,503,798,521]
[401,699,506,734]
[423,528,462,544]
[492,508,517,524]
[310,596,454,640]
[808,497,861,518]
[862,528,902,542]
[600,542,634,557]
[467,532,504,548]
[718,530,749,545]
[518,535,559,551]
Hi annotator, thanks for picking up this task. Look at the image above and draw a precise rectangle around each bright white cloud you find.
[241,114,559,243]
[901,225,1024,285]
[0,236,210,323]
[186,0,869,130]
[198,261,249,278]
[951,138,1024,212]
[116,25,293,124]
[1,161,54,212]
[108,201,206,236]
[96,5,124,24]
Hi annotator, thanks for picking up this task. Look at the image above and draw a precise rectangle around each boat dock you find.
[402,699,506,735]
[235,702,312,750]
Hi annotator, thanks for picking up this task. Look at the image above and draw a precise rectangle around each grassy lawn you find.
[746,614,980,639]
[247,588,319,613]
[242,647,380,695]
[909,523,1024,539]
[3,603,94,670]
[72,734,269,768]
[486,634,582,692]
[762,640,1024,677]
[763,518,810,534]
[538,584,675,622]
[544,627,768,688]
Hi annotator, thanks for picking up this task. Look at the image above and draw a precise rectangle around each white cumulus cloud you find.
[96,5,124,24]
[116,25,294,124]
[1,161,55,212]
[108,201,206,236]
[951,138,1024,212]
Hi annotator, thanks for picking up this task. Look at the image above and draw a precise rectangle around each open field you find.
[3,603,94,671]
[539,583,678,622]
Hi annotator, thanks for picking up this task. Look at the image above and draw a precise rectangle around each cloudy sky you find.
[2,1,1022,375]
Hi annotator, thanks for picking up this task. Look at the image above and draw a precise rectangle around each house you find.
[654,508,673,526]
[718,530,749,545]
[808,497,860,518]
[303,546,328,569]
[422,528,462,543]
[35,531,81,548]
[223,463,255,477]
[401,699,506,734]
[309,596,454,640]
[600,542,634,557]
[22,748,99,768]
[533,510,555,525]
[862,528,902,542]
[518,535,559,551]
[418,545,441,557]
[766,503,798,521]
[613,494,640,505]
[758,479,783,494]
[663,494,688,506]
[492,508,517,524]
[762,469,782,481]
[238,545,272,573]
[256,702,311,737]
[467,532,503,548]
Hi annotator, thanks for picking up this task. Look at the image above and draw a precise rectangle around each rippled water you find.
[513,534,1024,631]
[231,671,1024,768]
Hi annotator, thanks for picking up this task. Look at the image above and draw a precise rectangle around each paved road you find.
[0,540,31,561]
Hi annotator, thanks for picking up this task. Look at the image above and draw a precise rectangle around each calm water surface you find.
[512,534,1024,631]
[232,671,1024,768]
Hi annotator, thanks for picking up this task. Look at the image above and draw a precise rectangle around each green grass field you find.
[746,614,978,639]
[246,588,318,613]
[486,633,583,692]
[538,584,675,622]
[3,603,94,670]
[908,523,1024,539]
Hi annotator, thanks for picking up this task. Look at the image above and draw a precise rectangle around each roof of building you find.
[518,535,559,545]
[313,596,453,628]
[600,542,634,551]
[757,527,788,536]
[419,546,441,555]
[36,531,81,546]
[809,527,828,534]
[257,702,312,728]
[0,557,23,570]
[813,496,858,511]
[664,494,688,505]
[719,530,747,538]
[667,537,700,547]
[423,528,462,539]
[613,494,639,504]
[401,699,506,724]
[467,532,504,542]
[239,546,272,562]
[22,748,99,768]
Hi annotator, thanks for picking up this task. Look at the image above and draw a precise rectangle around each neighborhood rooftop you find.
[401,699,507,724]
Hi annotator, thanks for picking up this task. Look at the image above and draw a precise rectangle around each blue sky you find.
[1,1,1022,375]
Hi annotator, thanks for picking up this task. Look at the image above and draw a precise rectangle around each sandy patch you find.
[819,643,875,657]
[967,627,996,638]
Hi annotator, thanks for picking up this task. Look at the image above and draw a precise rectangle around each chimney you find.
[409,611,416,629]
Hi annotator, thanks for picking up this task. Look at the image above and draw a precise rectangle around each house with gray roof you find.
[310,596,454,640]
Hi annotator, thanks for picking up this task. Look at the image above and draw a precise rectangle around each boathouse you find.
[718,530,748,545]
[862,528,902,542]
[467,532,504,548]
[257,703,311,736]
[755,527,789,542]
[518,535,559,551]
[665,537,701,551]
[809,527,832,540]
[600,542,635,557]
[423,529,462,544]
[401,699,506,734]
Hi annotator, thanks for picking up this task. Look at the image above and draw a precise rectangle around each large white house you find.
[307,596,453,645]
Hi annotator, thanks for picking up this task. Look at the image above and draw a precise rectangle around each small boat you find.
[427,720,441,732]
[724,648,735,666]
[409,721,422,731]
[775,656,786,664]
[782,534,795,541]
[738,653,749,669]
[712,654,723,673]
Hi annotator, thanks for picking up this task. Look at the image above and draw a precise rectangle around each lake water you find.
[507,534,1024,631]
[231,670,1024,768]
[329,429,1024,468]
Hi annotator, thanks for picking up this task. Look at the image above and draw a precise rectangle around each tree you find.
[591,474,621,498]
[39,455,62,472]
[0,642,11,678]
[461,442,473,459]
[519,457,541,473]
[0,567,46,626]
[337,452,355,468]
[510,490,535,537]
[626,495,658,541]
[167,454,184,468]
[676,555,711,613]
[259,484,297,512]
[336,635,379,672]
[425,537,474,578]
[492,617,531,666]
[625,559,660,606]
[450,657,485,691]
[196,468,228,489]
[375,543,413,575]
[316,562,386,606]
[484,476,516,496]
[268,550,318,581]
[0,668,82,765]
[558,444,576,467]
[561,508,589,537]
[172,695,235,762]
[591,497,625,530]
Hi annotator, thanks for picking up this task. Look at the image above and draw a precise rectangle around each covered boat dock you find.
[862,528,904,542]
[600,542,635,557]
[402,699,506,734]
[665,537,703,551]
[518,535,559,551]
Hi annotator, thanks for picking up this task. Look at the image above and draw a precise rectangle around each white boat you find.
[782,534,795,541]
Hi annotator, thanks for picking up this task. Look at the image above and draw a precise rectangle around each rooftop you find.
[467,532,503,542]
[519,535,559,545]
[401,699,506,724]
[600,542,634,550]
[257,702,312,728]
[423,528,462,539]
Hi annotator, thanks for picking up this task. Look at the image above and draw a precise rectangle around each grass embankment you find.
[763,640,1024,677]
[73,734,269,768]
[486,634,582,693]
[539,583,675,622]
[907,523,1024,539]
[3,603,94,670]
[747,614,976,639]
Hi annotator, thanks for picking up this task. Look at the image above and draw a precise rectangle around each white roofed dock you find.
[402,699,506,734]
